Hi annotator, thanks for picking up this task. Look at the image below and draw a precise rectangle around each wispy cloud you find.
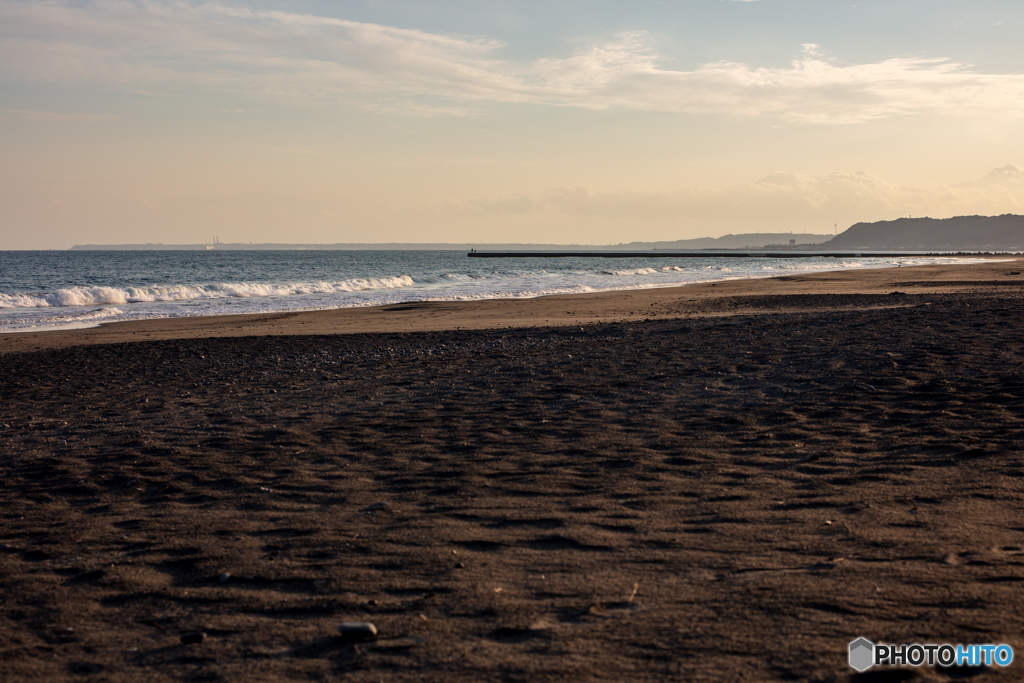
[0,107,118,122]
[2,2,1023,124]
[450,166,1024,223]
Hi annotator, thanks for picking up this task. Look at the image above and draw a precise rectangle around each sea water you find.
[0,250,988,332]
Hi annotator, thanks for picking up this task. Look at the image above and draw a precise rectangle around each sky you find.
[1,0,1023,248]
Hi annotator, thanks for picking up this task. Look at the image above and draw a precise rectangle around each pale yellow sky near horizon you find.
[2,1,1023,249]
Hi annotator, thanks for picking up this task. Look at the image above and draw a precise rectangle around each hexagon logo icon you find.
[849,638,874,672]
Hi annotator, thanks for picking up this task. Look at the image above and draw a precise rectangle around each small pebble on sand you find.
[338,622,377,639]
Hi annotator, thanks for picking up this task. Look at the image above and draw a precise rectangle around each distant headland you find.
[825,214,1024,251]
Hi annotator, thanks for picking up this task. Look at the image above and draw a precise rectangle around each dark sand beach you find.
[2,259,1024,682]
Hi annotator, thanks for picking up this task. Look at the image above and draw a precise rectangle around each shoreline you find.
[1,257,1019,354]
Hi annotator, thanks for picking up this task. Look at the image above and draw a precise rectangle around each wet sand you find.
[2,259,1024,681]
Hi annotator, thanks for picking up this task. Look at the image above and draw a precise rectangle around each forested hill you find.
[828,215,1024,250]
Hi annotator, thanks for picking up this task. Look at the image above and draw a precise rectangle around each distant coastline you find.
[68,233,832,251]
[63,214,1024,252]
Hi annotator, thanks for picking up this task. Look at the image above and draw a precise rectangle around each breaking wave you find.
[602,267,660,276]
[0,276,415,309]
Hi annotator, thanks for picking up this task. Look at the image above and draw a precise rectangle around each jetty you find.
[466,251,998,259]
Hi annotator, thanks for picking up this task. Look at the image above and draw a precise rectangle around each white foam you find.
[0,276,415,309]
[0,306,125,327]
[602,267,659,276]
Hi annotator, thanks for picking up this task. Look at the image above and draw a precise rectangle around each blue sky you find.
[318,0,1023,69]
[1,0,1022,247]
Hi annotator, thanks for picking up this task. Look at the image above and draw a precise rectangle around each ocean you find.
[0,250,986,333]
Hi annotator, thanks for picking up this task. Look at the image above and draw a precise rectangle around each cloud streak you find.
[451,165,1024,224]
[2,1,1024,123]
[0,108,118,122]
